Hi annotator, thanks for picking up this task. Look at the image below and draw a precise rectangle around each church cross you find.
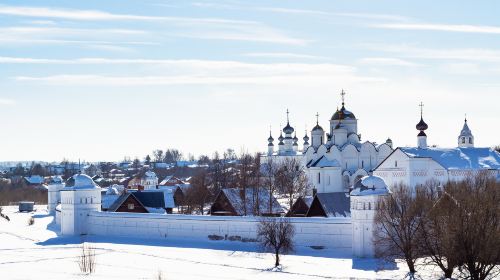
[286,109,290,123]
[316,112,319,125]
[419,102,424,117]
[341,89,346,105]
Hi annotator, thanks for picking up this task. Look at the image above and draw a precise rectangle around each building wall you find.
[87,212,352,249]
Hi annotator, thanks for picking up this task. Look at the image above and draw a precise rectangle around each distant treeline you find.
[0,180,47,206]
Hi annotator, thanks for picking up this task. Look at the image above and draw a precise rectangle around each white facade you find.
[263,93,394,194]
[141,170,159,190]
[374,116,500,189]
[47,176,64,213]
[60,174,101,236]
[350,175,390,258]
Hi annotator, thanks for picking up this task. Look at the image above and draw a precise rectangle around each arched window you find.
[462,137,465,144]
[317,173,321,184]
[395,161,398,167]
[469,137,472,144]
[361,160,364,168]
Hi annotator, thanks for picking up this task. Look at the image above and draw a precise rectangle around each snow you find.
[351,175,391,196]
[0,205,443,279]
[400,147,500,169]
[309,156,340,168]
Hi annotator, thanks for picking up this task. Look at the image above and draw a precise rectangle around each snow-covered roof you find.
[219,188,283,216]
[65,174,100,190]
[24,175,44,185]
[310,193,350,217]
[102,194,120,210]
[309,156,340,168]
[350,175,391,196]
[399,147,500,170]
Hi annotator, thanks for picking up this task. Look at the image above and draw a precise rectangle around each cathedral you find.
[264,90,394,193]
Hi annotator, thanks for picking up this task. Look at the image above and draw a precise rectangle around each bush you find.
[78,243,96,274]
[28,217,35,226]
[208,234,224,241]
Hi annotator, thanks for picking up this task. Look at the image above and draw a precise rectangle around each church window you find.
[462,137,465,144]
[469,138,472,144]
[395,161,398,167]
[85,198,88,204]
[91,197,93,204]
[318,173,321,184]
[128,203,135,210]
[361,160,364,168]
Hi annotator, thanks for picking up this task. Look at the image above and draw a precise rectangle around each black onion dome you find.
[418,130,427,137]
[278,133,284,141]
[312,124,324,131]
[283,122,294,134]
[416,117,428,131]
[268,135,274,142]
[303,134,310,142]
[331,105,356,120]
[293,135,298,141]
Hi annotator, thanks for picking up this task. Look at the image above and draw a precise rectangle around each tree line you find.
[375,172,499,280]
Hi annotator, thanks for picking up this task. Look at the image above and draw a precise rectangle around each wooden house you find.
[210,188,283,216]
[306,193,350,217]
[286,196,314,217]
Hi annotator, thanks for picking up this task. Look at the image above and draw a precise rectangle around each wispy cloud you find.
[0,6,307,46]
[372,23,500,34]
[361,44,500,62]
[358,57,421,67]
[191,3,409,21]
[11,59,384,86]
[244,52,326,60]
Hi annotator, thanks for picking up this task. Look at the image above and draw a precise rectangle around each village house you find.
[210,188,284,216]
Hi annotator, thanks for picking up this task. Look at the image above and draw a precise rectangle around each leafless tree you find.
[374,184,426,277]
[448,172,500,280]
[418,181,460,279]
[237,153,254,216]
[257,217,295,267]
[184,170,210,215]
[276,158,310,210]
[261,157,279,214]
[153,150,164,162]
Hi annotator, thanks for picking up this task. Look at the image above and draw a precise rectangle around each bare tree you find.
[449,172,500,280]
[261,157,278,214]
[374,184,425,277]
[257,217,295,268]
[184,170,210,215]
[418,181,460,279]
[153,150,164,162]
[237,153,254,216]
[276,158,310,210]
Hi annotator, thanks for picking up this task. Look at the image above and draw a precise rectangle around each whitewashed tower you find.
[47,176,64,214]
[350,175,391,258]
[60,174,101,236]
[458,116,474,148]
[416,102,428,149]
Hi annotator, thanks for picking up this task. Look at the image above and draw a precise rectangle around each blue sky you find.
[0,0,499,162]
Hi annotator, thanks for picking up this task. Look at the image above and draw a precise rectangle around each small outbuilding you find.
[210,188,283,216]
[286,196,314,217]
[19,201,35,212]
[306,192,350,217]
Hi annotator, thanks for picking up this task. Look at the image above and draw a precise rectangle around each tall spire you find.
[341,89,346,107]
[416,101,428,149]
[286,108,290,124]
[316,112,319,125]
[419,102,424,118]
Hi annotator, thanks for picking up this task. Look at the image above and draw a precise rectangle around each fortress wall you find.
[87,212,352,249]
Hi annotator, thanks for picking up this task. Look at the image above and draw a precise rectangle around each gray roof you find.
[220,188,283,216]
[312,192,350,217]
[108,191,173,212]
[309,156,340,168]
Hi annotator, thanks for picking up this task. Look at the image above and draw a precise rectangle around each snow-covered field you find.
[0,205,433,280]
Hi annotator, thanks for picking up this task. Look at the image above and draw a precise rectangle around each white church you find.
[48,95,499,259]
[264,90,394,193]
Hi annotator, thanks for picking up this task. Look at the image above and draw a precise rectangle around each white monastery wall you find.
[87,212,352,249]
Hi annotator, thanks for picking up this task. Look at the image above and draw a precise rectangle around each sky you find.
[0,0,499,162]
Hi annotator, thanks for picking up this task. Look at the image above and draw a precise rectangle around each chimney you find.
[312,188,318,197]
